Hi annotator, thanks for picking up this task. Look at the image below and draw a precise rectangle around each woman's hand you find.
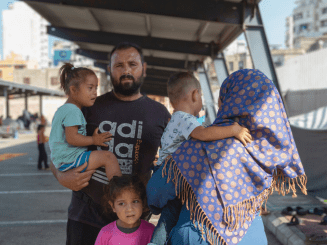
[50,162,95,191]
[232,122,253,146]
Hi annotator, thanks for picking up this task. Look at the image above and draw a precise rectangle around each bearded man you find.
[50,42,170,245]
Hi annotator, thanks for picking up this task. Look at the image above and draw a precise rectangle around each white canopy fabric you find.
[289,106,327,130]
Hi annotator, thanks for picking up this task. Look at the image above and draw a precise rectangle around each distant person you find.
[40,115,47,126]
[95,175,155,245]
[149,72,252,244]
[49,63,122,182]
[37,124,49,170]
[0,115,3,126]
[23,109,31,130]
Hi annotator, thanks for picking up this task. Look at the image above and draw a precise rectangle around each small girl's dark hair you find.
[102,175,147,214]
[59,63,96,95]
[37,124,45,132]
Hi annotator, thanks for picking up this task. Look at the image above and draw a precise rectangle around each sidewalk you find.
[1,129,325,244]
[262,191,327,245]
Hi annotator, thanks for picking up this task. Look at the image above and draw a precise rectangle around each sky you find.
[0,0,296,60]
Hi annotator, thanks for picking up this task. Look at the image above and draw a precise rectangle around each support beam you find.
[39,95,43,116]
[198,65,216,124]
[213,52,229,86]
[195,22,210,42]
[243,4,281,93]
[146,68,176,80]
[25,0,244,25]
[84,49,199,70]
[145,15,152,36]
[25,92,28,110]
[4,88,9,118]
[48,26,218,57]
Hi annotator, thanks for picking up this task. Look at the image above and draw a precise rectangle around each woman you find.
[147,69,307,245]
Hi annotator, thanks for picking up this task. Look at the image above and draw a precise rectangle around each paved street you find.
[0,131,281,245]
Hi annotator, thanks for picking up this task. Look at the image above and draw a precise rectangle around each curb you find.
[262,212,306,245]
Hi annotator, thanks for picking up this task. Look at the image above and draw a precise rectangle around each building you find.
[270,48,305,67]
[225,52,253,74]
[285,16,295,49]
[286,0,327,49]
[224,39,247,56]
[276,47,327,116]
[2,2,49,69]
[0,52,27,81]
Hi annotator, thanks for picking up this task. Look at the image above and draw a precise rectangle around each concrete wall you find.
[276,47,327,92]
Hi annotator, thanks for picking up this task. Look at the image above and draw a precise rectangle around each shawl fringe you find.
[162,156,307,245]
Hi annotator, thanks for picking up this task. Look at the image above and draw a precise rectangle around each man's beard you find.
[111,72,144,96]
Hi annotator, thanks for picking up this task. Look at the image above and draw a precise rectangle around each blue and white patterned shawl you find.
[162,69,307,245]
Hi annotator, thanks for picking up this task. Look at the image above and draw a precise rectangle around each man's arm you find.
[50,162,95,191]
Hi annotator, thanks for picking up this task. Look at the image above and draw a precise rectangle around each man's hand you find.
[51,162,95,191]
[92,127,112,147]
[232,122,253,146]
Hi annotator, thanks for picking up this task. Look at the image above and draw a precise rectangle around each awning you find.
[22,0,261,96]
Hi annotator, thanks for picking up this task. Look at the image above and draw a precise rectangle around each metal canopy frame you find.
[78,49,199,71]
[0,80,65,118]
[48,26,218,57]
[22,0,279,123]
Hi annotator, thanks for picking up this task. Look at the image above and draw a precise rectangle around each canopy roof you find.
[0,79,65,98]
[23,0,261,96]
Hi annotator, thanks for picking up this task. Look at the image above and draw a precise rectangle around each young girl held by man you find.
[49,63,121,181]
[95,175,155,244]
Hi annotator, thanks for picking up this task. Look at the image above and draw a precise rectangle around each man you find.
[50,42,170,245]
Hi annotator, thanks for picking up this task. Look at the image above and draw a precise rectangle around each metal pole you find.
[213,52,229,86]
[4,88,9,118]
[39,95,43,116]
[25,92,28,111]
[197,64,216,124]
[243,4,282,94]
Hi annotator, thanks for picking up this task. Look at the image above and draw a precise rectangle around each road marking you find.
[0,190,71,194]
[0,173,53,177]
[0,220,67,226]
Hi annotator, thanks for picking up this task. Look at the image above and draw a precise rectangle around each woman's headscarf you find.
[162,69,307,245]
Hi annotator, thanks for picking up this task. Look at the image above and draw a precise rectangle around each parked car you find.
[0,118,18,138]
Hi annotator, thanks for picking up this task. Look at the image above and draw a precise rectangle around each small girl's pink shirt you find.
[95,220,155,245]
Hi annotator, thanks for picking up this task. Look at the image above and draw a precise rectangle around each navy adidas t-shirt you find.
[68,91,170,227]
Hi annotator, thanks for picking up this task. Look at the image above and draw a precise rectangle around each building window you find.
[323,7,327,14]
[51,77,59,85]
[0,70,2,79]
[294,13,303,20]
[23,77,30,84]
[321,20,327,27]
[238,61,244,70]
[300,24,308,31]
[229,62,234,71]
[14,65,25,69]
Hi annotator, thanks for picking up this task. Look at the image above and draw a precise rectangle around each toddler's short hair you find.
[167,72,201,105]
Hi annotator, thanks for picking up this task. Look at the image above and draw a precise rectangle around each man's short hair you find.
[167,72,201,104]
[109,42,144,65]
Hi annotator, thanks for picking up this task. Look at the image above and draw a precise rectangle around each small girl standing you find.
[95,175,155,245]
[49,63,121,180]
[37,124,49,170]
